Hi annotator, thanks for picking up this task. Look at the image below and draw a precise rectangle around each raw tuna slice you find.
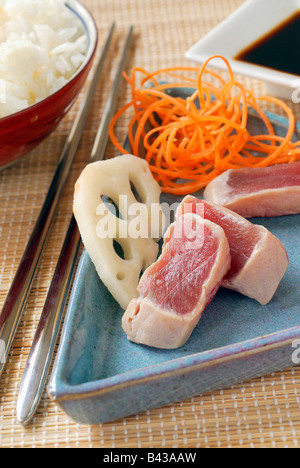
[122,213,230,349]
[204,162,300,218]
[177,196,289,305]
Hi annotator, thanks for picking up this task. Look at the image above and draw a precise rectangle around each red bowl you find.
[0,0,98,169]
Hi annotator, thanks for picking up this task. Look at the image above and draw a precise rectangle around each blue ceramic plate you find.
[48,89,300,424]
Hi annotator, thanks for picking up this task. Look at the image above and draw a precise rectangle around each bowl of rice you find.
[0,0,98,169]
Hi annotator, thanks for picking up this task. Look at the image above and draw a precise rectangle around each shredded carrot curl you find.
[109,56,300,195]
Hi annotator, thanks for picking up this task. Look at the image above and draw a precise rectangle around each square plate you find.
[48,87,300,425]
[185,0,300,99]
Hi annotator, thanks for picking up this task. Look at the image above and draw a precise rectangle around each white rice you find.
[0,0,88,118]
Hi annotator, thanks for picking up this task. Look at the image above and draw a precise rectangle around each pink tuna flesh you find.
[203,161,300,218]
[139,215,227,314]
[122,213,230,349]
[177,196,289,305]
[177,196,260,278]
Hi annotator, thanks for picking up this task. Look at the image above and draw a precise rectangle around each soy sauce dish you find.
[186,0,300,99]
[0,0,98,169]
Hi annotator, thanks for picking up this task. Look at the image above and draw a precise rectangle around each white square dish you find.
[185,0,300,99]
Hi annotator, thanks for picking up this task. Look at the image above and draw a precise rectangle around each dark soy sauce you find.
[235,12,300,76]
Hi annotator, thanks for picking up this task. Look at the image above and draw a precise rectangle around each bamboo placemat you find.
[0,0,300,448]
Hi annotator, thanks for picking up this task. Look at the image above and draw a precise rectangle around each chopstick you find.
[0,23,115,376]
[16,26,134,425]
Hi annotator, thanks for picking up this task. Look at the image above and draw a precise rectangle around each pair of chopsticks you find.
[0,23,134,424]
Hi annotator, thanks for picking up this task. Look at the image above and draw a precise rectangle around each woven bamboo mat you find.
[0,0,300,448]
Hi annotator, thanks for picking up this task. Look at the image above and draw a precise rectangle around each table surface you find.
[1,0,300,449]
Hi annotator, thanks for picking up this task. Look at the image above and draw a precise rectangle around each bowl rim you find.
[0,0,98,124]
